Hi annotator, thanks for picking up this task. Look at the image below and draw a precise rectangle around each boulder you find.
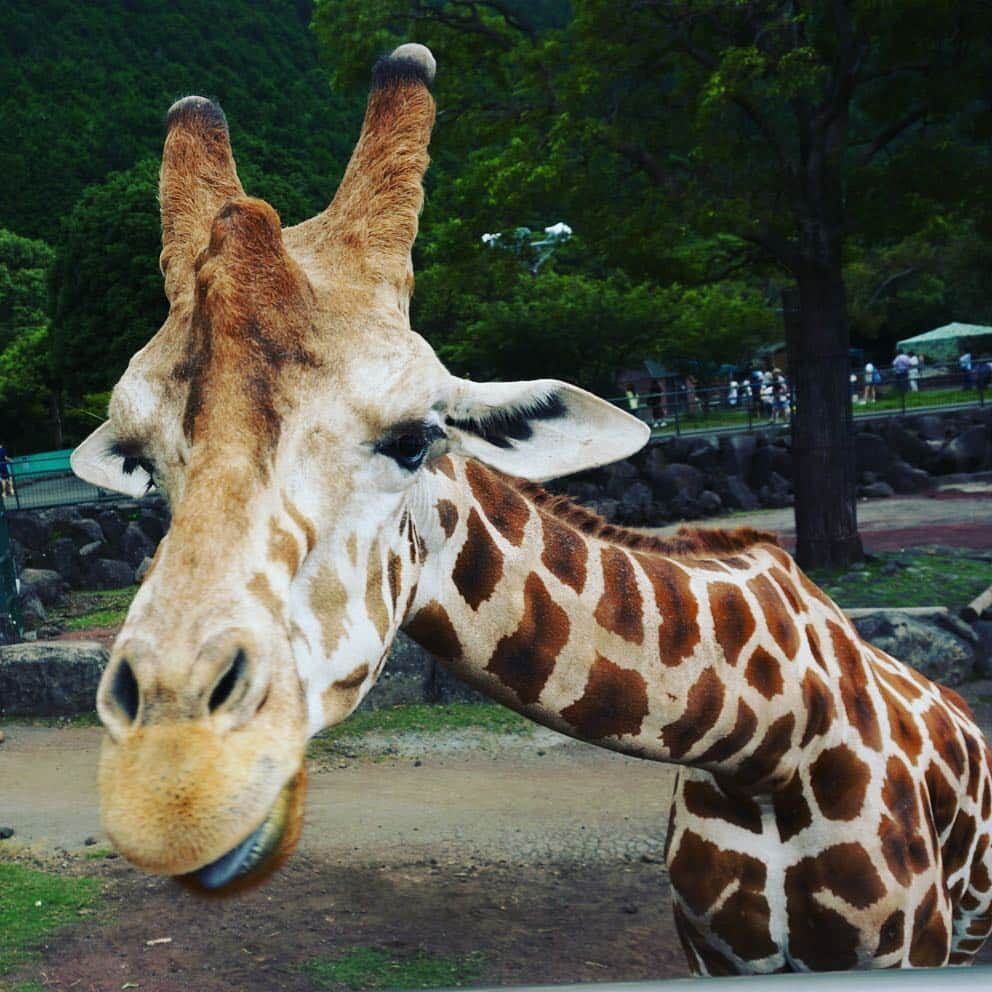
[87,559,135,590]
[937,425,989,474]
[861,481,895,499]
[46,536,81,587]
[66,517,105,548]
[6,512,48,551]
[973,621,992,679]
[854,432,893,475]
[714,474,760,511]
[685,438,720,474]
[720,433,757,479]
[618,481,654,524]
[884,422,934,470]
[850,609,977,687]
[603,460,640,499]
[0,641,109,715]
[121,522,157,568]
[651,463,705,502]
[698,490,723,515]
[914,415,948,442]
[97,509,127,549]
[883,460,933,494]
[18,568,66,606]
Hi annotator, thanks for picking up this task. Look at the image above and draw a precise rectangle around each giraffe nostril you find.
[110,659,140,724]
[208,648,249,713]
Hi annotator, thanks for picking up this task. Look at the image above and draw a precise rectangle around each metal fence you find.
[2,360,988,512]
[610,359,990,438]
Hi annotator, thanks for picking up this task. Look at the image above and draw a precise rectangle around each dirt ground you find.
[2,481,991,990]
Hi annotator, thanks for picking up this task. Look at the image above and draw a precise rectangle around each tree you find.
[0,229,58,450]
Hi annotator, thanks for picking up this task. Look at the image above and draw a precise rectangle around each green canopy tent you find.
[896,322,992,363]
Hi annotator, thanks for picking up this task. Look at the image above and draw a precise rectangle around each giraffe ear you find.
[71,421,156,498]
[441,378,650,482]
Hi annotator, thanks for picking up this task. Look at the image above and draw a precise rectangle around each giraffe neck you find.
[405,458,843,789]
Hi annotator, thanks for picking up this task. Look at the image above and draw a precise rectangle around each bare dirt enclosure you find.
[2,727,685,991]
[3,484,992,990]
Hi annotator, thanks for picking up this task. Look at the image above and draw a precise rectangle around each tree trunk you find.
[786,271,863,569]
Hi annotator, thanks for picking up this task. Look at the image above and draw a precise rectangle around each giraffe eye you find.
[376,423,444,471]
[109,442,158,491]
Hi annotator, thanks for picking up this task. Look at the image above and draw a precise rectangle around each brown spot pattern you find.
[769,566,803,613]
[560,655,649,739]
[268,517,301,573]
[908,884,948,966]
[435,499,458,538]
[683,779,762,834]
[810,745,870,821]
[785,846,879,969]
[829,620,882,750]
[364,540,391,640]
[486,573,569,705]
[805,623,828,672]
[636,554,700,665]
[247,572,282,624]
[594,547,644,644]
[309,563,348,657]
[668,829,765,917]
[403,601,462,661]
[879,756,930,885]
[452,508,503,610]
[880,683,923,766]
[922,701,966,778]
[433,455,456,479]
[744,646,783,700]
[708,582,755,667]
[748,573,800,659]
[799,669,835,748]
[732,713,796,789]
[333,664,369,691]
[876,910,905,957]
[710,888,777,962]
[926,761,959,839]
[660,667,725,760]
[772,772,812,843]
[696,699,757,766]
[466,460,530,546]
[539,510,588,595]
[387,551,403,611]
[943,810,978,879]
[282,494,316,554]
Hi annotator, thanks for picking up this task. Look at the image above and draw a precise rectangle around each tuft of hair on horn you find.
[372,42,436,90]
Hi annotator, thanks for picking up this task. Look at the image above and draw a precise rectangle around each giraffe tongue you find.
[192,778,295,890]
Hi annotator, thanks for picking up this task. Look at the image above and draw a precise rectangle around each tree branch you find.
[864,267,918,308]
[858,107,927,165]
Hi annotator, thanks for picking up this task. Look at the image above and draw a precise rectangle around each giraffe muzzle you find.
[182,766,307,894]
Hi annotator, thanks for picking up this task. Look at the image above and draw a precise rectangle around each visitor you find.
[908,352,920,392]
[960,351,973,389]
[863,361,878,404]
[892,349,911,395]
[0,443,13,499]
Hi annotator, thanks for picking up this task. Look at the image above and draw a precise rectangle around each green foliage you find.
[0,861,101,974]
[0,229,57,450]
[300,946,484,990]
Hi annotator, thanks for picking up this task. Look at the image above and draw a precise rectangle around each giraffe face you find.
[70,46,648,893]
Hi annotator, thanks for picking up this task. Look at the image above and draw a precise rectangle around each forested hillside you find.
[1,0,990,514]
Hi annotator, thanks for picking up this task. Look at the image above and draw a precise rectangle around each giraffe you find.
[70,43,992,971]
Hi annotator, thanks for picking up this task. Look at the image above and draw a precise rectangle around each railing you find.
[611,360,989,438]
[3,448,122,512]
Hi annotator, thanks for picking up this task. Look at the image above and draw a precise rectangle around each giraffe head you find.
[72,45,648,892]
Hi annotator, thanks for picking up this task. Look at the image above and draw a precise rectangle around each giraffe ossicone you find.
[72,44,992,971]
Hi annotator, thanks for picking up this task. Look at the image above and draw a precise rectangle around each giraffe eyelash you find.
[108,442,158,492]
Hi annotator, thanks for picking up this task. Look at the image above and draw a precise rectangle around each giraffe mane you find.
[514,479,780,558]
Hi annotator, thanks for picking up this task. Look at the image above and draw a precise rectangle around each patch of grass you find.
[11,981,46,992]
[806,549,991,610]
[0,862,101,975]
[300,947,484,990]
[57,586,136,632]
[81,847,114,861]
[309,701,533,753]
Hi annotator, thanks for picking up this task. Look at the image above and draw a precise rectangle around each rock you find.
[18,568,66,606]
[0,827,14,840]
[97,509,127,549]
[861,481,895,499]
[618,481,654,524]
[138,509,165,544]
[18,593,46,630]
[121,522,157,569]
[914,415,948,442]
[698,490,723,515]
[603,460,640,499]
[854,432,893,475]
[851,609,977,687]
[0,729,5,744]
[66,517,105,548]
[720,433,757,479]
[135,557,155,583]
[651,463,705,502]
[937,425,989,474]
[714,474,760,511]
[685,439,720,474]
[884,422,934,470]
[46,537,81,587]
[87,559,135,590]
[0,640,109,715]
[973,621,992,679]
[6,512,48,551]
[883,460,933,494]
